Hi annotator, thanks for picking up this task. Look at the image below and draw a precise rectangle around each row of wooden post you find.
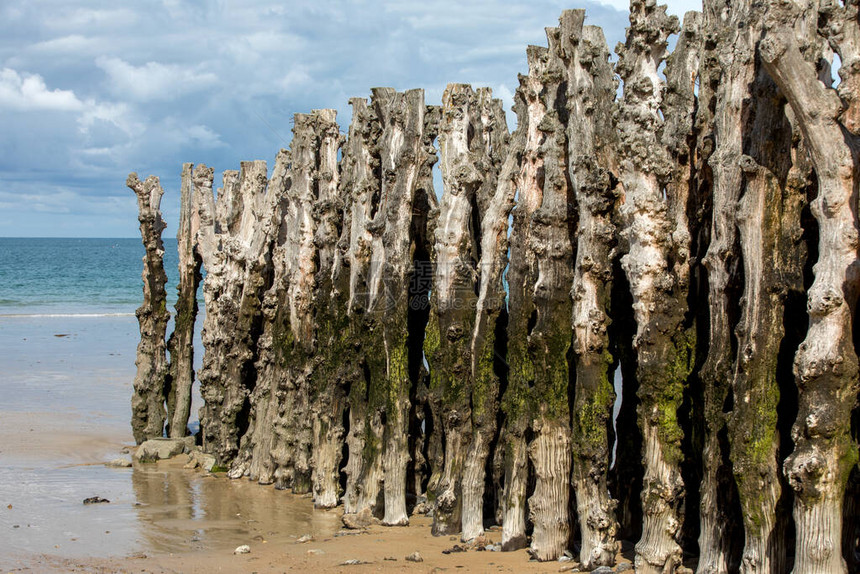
[129,0,860,571]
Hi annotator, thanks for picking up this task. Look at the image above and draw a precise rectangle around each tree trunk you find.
[761,3,860,572]
[616,2,692,572]
[559,10,621,569]
[407,102,440,512]
[426,84,509,537]
[232,150,291,485]
[166,163,202,439]
[728,29,803,571]
[196,161,277,466]
[427,83,481,536]
[697,0,755,570]
[357,88,428,526]
[128,173,170,444]
[514,27,577,562]
[500,45,547,554]
[461,88,513,542]
[341,96,385,517]
[308,110,348,509]
[376,88,427,526]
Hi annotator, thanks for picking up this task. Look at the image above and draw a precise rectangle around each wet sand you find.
[8,460,614,574]
[0,314,633,573]
[4,435,630,573]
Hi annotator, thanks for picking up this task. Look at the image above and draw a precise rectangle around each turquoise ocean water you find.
[0,237,181,315]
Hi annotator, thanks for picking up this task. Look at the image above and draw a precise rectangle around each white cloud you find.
[278,66,313,92]
[594,0,703,17]
[28,34,100,55]
[42,7,139,31]
[95,57,218,102]
[0,68,84,111]
[78,101,141,136]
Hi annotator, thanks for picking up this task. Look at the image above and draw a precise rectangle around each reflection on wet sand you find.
[131,459,342,553]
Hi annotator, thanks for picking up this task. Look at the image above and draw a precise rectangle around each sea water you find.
[0,237,182,316]
[0,238,263,566]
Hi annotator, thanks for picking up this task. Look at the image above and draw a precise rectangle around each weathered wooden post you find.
[761,1,860,572]
[500,45,550,554]
[460,88,512,542]
[560,9,621,569]
[341,96,385,517]
[166,163,202,439]
[426,83,508,537]
[196,160,278,465]
[129,173,170,444]
[229,150,291,485]
[615,1,695,571]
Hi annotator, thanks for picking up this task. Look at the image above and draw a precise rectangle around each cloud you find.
[595,0,702,16]
[0,0,705,237]
[29,34,101,55]
[95,57,218,102]
[0,68,84,111]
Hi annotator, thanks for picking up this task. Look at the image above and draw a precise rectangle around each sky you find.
[0,0,702,238]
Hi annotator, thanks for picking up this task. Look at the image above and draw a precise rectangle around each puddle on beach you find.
[0,313,341,568]
[1,457,342,568]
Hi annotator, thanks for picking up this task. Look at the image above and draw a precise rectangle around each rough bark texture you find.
[231,150,291,485]
[407,103,440,513]
[503,25,579,561]
[308,109,348,509]
[273,113,321,494]
[426,83,480,536]
[560,10,621,569]
[616,1,692,572]
[727,19,803,571]
[461,89,512,542]
[350,88,429,526]
[761,2,860,572]
[426,84,507,537]
[129,173,170,444]
[341,96,383,516]
[500,45,548,554]
[166,163,202,439]
[196,161,278,466]
[696,1,755,571]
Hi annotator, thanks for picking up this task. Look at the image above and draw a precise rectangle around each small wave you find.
[0,313,136,318]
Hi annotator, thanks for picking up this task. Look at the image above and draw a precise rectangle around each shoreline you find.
[7,456,637,574]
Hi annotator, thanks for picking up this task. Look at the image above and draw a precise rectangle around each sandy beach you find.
[0,313,636,573]
[8,460,631,573]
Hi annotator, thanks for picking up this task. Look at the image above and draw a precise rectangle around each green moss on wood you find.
[653,327,695,466]
[574,350,615,451]
[472,327,498,422]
